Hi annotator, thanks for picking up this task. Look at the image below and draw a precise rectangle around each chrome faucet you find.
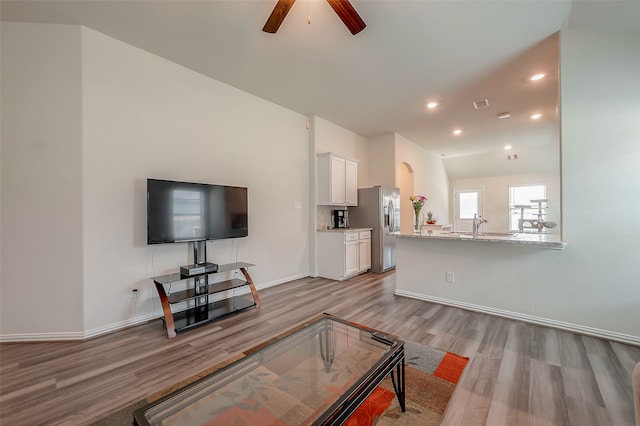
[472,214,488,235]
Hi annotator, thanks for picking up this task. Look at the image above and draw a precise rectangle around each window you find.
[459,192,479,219]
[509,184,546,231]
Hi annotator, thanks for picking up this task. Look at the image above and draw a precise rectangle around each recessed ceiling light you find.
[426,101,439,109]
[504,145,512,150]
[530,113,542,120]
[530,73,545,81]
[498,112,511,120]
[452,129,462,135]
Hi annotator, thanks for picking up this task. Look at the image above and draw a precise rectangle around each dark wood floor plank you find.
[449,311,491,358]
[1,271,638,426]
[565,395,612,426]
[476,314,511,360]
[528,359,570,426]
[443,352,498,425]
[582,336,636,425]
[484,322,533,426]
[557,330,607,408]
[531,324,562,366]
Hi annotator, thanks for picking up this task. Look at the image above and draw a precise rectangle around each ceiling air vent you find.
[473,99,489,109]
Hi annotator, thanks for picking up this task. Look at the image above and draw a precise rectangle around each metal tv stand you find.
[151,242,260,338]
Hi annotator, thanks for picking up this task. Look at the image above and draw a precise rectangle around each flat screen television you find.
[147,178,248,244]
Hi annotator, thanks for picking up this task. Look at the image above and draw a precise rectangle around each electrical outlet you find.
[446,272,455,283]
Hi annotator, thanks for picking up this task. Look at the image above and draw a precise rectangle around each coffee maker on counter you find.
[332,209,349,229]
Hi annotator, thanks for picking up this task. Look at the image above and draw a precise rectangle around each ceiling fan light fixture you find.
[262,0,296,33]
[326,0,366,35]
[263,0,365,35]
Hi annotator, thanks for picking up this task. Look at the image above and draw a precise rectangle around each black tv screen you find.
[147,179,248,244]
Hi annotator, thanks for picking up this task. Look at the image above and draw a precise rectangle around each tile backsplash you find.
[317,205,333,230]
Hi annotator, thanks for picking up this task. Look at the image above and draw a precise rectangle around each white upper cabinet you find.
[344,159,358,205]
[317,153,358,206]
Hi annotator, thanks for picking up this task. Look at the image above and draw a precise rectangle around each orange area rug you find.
[345,343,469,426]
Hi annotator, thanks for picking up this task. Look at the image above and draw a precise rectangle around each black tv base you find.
[180,262,218,277]
[151,262,260,338]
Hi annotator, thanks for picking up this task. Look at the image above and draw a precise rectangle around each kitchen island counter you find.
[396,231,566,250]
[317,227,373,233]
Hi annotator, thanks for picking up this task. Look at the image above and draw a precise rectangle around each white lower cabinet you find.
[317,229,371,281]
[344,240,360,277]
[358,231,372,271]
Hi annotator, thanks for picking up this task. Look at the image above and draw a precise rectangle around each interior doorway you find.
[398,162,414,234]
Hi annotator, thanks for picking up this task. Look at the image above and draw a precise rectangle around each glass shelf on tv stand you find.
[151,262,260,338]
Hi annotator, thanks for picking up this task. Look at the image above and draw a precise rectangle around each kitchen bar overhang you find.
[395,231,566,250]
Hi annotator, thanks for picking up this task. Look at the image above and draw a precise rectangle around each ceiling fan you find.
[263,0,366,35]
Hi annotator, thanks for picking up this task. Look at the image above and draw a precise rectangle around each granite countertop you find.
[396,231,566,250]
[317,227,373,233]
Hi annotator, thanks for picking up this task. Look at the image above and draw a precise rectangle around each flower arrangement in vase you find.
[409,195,427,233]
[426,211,438,225]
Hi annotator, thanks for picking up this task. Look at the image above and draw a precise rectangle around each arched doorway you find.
[397,162,414,234]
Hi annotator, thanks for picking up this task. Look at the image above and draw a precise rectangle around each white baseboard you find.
[395,289,640,347]
[83,312,163,339]
[0,331,85,342]
[256,273,310,290]
[0,273,311,343]
[0,312,165,342]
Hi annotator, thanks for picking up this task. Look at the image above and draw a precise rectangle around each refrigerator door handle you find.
[388,200,394,232]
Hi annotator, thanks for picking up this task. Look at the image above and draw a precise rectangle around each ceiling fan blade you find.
[326,0,366,35]
[263,0,296,33]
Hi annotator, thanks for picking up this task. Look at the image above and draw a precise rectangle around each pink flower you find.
[410,195,427,214]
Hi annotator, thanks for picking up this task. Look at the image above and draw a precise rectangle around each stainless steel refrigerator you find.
[348,186,400,273]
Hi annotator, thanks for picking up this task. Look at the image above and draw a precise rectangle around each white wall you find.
[312,115,369,188]
[395,28,640,343]
[367,133,396,187]
[558,28,640,337]
[1,23,311,339]
[1,23,85,338]
[450,171,560,234]
[395,134,450,233]
[443,143,560,180]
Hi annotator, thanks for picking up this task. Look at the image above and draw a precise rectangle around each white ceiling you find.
[2,1,638,163]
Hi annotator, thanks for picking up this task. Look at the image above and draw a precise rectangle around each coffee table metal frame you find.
[133,313,405,425]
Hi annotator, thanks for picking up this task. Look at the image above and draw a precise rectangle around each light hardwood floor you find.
[1,271,639,425]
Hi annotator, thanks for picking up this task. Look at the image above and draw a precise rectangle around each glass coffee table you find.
[134,313,405,425]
